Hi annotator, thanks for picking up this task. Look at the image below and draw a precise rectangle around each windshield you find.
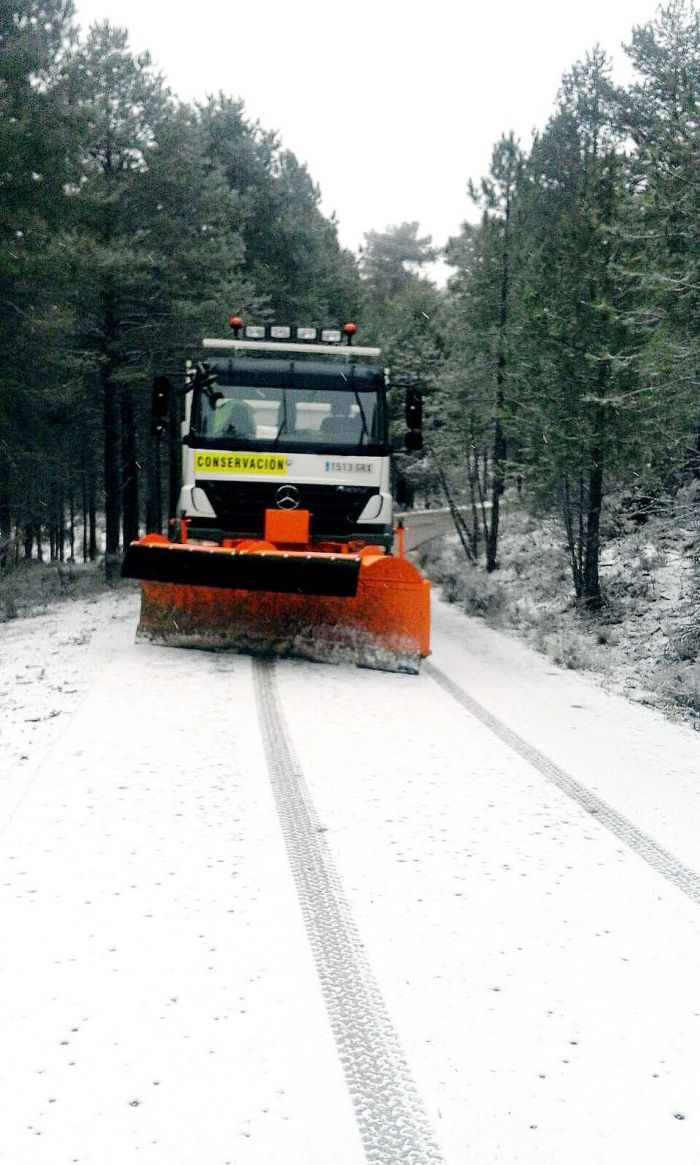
[192,383,382,449]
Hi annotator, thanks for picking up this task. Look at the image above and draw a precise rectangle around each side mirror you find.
[405,386,423,451]
[406,386,423,429]
[151,375,171,437]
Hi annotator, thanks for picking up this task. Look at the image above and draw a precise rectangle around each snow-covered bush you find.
[415,491,699,724]
[0,562,106,622]
[649,661,700,714]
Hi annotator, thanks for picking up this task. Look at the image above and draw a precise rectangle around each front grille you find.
[198,480,379,537]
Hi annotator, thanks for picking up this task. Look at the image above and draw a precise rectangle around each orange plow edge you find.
[124,538,430,673]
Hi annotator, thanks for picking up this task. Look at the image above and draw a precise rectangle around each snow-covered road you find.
[1,586,699,1164]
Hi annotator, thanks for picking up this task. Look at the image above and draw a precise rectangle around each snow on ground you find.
[0,589,136,825]
[1,592,363,1165]
[1,585,700,1163]
[418,488,700,726]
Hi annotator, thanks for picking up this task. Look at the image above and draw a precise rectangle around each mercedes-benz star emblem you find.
[275,485,301,510]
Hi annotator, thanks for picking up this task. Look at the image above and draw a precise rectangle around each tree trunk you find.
[101,288,122,580]
[435,459,476,562]
[57,479,65,563]
[82,472,88,563]
[466,445,481,559]
[121,388,140,546]
[69,484,76,562]
[486,405,506,572]
[103,370,122,576]
[88,472,98,562]
[561,475,583,599]
[582,459,604,606]
[581,377,608,607]
[0,451,11,547]
[486,213,511,573]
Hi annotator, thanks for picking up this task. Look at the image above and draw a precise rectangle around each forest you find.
[1,0,699,611]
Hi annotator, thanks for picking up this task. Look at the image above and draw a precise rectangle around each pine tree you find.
[0,1,77,560]
[513,50,642,603]
[59,23,176,573]
[360,223,437,303]
[617,0,700,477]
[444,135,524,570]
[359,233,445,510]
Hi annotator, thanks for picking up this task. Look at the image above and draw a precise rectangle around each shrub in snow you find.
[665,620,700,664]
[639,543,662,568]
[649,661,700,714]
[532,627,604,672]
[0,562,106,622]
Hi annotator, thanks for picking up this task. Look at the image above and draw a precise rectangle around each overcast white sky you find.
[72,0,663,261]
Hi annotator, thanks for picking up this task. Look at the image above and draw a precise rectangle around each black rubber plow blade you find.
[122,541,361,598]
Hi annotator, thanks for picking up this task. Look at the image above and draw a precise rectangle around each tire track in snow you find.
[425,660,700,907]
[253,658,443,1165]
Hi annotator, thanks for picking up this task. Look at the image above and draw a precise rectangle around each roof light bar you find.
[220,322,358,348]
[203,338,381,358]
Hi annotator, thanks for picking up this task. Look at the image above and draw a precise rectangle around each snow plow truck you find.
[122,319,430,672]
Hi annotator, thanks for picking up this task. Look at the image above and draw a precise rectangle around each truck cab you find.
[178,330,395,550]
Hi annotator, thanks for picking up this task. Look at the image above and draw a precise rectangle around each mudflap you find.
[134,554,430,674]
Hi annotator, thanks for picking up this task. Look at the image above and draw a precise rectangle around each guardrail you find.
[395,507,465,553]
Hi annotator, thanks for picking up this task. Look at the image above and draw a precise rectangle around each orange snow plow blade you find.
[123,535,430,673]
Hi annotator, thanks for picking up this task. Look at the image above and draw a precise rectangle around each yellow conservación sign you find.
[194,452,288,475]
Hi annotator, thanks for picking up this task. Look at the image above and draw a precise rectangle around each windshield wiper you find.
[272,390,288,447]
[353,390,369,445]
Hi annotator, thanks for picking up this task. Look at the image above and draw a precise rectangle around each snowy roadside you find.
[416,488,700,728]
[0,585,139,825]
